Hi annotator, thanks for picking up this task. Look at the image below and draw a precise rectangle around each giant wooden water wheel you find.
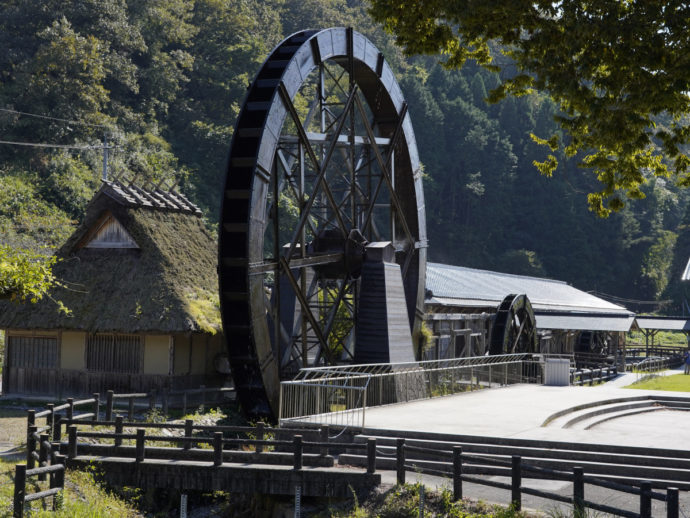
[489,294,538,355]
[219,28,427,419]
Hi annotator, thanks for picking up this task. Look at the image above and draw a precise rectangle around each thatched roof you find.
[0,181,220,334]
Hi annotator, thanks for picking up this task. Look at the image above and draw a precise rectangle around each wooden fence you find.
[13,453,65,518]
[16,388,686,517]
[571,365,617,385]
[393,439,680,518]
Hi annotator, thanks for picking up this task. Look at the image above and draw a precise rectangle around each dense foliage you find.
[369,1,690,217]
[0,245,57,302]
[1,0,689,312]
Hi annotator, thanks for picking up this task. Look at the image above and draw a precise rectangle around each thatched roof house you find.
[0,181,227,396]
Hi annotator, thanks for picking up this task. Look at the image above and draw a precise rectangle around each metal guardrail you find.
[629,357,672,380]
[279,354,569,427]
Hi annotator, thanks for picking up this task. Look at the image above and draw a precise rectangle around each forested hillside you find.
[1,0,688,312]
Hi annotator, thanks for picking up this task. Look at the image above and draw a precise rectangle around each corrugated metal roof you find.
[536,314,636,332]
[635,317,690,331]
[426,262,632,317]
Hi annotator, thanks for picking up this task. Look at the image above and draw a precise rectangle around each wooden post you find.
[213,432,223,466]
[320,425,329,457]
[128,397,134,421]
[105,390,114,422]
[511,456,521,511]
[255,422,265,454]
[149,390,156,411]
[26,410,35,466]
[367,438,376,474]
[667,487,679,518]
[184,419,193,450]
[92,393,100,421]
[640,481,652,518]
[396,438,405,485]
[162,390,169,417]
[68,426,77,459]
[182,392,187,417]
[27,425,37,470]
[114,416,124,447]
[13,464,26,518]
[200,385,206,410]
[453,446,463,501]
[66,398,74,420]
[136,429,145,463]
[51,455,66,511]
[38,433,49,481]
[53,414,62,443]
[46,404,54,437]
[293,435,303,470]
[573,466,584,516]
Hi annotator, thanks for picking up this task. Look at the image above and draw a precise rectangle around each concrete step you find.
[541,395,651,428]
[561,400,658,429]
[542,394,690,429]
[582,406,668,430]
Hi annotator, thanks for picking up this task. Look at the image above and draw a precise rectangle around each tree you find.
[0,245,57,303]
[368,1,690,216]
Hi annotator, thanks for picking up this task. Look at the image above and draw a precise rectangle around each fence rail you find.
[16,391,688,517]
[13,456,66,518]
[392,440,678,518]
[571,366,618,385]
[280,354,566,427]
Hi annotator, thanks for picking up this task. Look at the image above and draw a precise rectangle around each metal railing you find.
[280,354,556,427]
[629,356,674,384]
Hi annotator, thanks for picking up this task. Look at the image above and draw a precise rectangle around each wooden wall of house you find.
[172,332,226,388]
[2,329,228,397]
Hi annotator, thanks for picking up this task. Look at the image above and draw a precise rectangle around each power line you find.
[0,139,102,150]
[0,107,107,128]
[589,290,671,306]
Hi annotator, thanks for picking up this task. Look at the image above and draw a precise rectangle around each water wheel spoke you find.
[361,103,409,240]
[354,95,415,249]
[278,82,359,254]
[278,256,337,365]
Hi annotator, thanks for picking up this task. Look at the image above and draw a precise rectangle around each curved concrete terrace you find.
[360,367,690,449]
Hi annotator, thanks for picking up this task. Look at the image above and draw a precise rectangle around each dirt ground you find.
[0,408,28,447]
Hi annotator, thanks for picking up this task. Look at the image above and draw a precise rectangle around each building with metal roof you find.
[423,262,635,361]
[634,316,690,349]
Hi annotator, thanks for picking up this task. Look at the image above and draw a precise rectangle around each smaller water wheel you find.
[489,294,538,355]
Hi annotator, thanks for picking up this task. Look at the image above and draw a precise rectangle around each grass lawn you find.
[0,459,141,517]
[627,329,689,347]
[625,373,690,391]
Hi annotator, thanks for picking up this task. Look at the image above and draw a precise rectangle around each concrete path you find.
[362,368,690,516]
[362,368,690,448]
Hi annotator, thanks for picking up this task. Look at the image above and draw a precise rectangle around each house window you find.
[7,336,58,369]
[86,334,141,373]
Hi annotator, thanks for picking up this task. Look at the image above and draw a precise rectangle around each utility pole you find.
[102,133,109,181]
